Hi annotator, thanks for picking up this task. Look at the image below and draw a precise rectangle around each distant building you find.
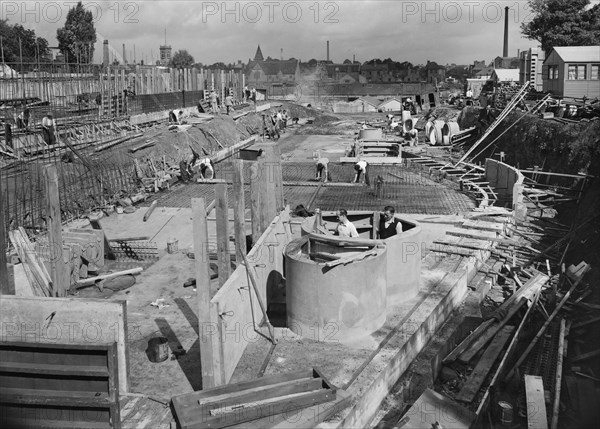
[493,56,520,69]
[425,61,446,85]
[354,96,381,112]
[324,63,365,84]
[475,67,494,79]
[378,97,403,111]
[542,46,600,100]
[519,48,545,91]
[159,44,172,66]
[361,63,392,83]
[490,68,519,83]
[470,60,487,77]
[245,45,300,94]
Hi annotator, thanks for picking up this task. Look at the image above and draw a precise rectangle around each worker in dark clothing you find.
[377,206,403,239]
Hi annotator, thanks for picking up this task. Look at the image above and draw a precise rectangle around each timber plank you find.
[455,326,514,403]
[525,375,548,429]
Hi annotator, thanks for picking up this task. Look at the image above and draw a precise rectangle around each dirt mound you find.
[466,112,600,174]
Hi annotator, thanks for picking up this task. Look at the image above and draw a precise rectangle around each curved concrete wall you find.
[300,213,422,305]
[384,217,422,305]
[285,236,387,343]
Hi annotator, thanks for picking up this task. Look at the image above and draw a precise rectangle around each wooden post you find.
[258,152,276,231]
[0,175,11,294]
[43,165,67,296]
[215,184,231,287]
[192,198,215,388]
[264,144,284,211]
[232,159,247,266]
[249,162,262,247]
[221,69,225,105]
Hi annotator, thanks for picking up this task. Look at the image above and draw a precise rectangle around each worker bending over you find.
[335,209,359,238]
[169,109,184,124]
[315,157,330,182]
[378,206,403,239]
[353,159,369,184]
[193,157,215,179]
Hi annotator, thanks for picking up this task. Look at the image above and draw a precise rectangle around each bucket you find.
[147,337,169,363]
[498,401,513,426]
[167,238,179,254]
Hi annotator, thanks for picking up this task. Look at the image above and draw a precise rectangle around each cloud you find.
[2,0,548,66]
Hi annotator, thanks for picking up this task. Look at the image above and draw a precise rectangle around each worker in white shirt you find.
[335,209,359,238]
[169,109,185,124]
[194,157,214,179]
[377,206,403,239]
[353,159,368,184]
[315,157,330,182]
[41,112,57,145]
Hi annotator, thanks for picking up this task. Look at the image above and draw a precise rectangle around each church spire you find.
[254,45,264,62]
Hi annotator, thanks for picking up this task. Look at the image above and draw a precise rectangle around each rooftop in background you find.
[550,46,600,62]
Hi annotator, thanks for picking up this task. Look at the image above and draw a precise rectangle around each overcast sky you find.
[3,0,597,66]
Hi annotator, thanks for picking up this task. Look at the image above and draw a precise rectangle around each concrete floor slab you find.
[98,206,251,256]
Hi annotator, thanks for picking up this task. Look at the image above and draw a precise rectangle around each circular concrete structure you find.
[383,217,422,305]
[284,235,387,342]
[300,212,422,306]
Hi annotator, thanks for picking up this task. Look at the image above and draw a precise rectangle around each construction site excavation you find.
[2,3,600,429]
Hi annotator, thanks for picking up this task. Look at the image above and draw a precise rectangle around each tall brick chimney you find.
[327,40,330,62]
[103,40,109,67]
[503,6,509,57]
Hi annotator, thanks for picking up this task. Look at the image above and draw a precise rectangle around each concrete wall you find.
[0,296,129,393]
[485,159,524,197]
[385,217,422,305]
[285,236,387,343]
[209,208,291,384]
[300,213,422,306]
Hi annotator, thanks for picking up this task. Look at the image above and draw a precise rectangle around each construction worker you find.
[405,128,418,147]
[315,157,330,182]
[169,109,184,124]
[377,206,403,239]
[224,94,234,115]
[41,112,57,145]
[335,209,359,238]
[353,159,368,185]
[194,157,215,179]
[16,106,30,130]
[210,90,218,114]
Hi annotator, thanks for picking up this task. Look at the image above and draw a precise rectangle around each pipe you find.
[442,122,460,145]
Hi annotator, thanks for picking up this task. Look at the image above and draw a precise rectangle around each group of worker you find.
[315,157,368,184]
[335,206,402,239]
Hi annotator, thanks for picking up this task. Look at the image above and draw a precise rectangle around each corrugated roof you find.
[553,46,600,62]
[378,97,402,106]
[358,96,382,106]
[492,68,519,81]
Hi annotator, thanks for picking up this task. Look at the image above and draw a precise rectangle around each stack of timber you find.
[8,228,52,296]
[171,369,349,428]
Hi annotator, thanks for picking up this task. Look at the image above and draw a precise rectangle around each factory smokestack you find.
[103,40,109,67]
[353,54,355,63]
[503,6,509,57]
[327,40,329,62]
[122,43,127,64]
